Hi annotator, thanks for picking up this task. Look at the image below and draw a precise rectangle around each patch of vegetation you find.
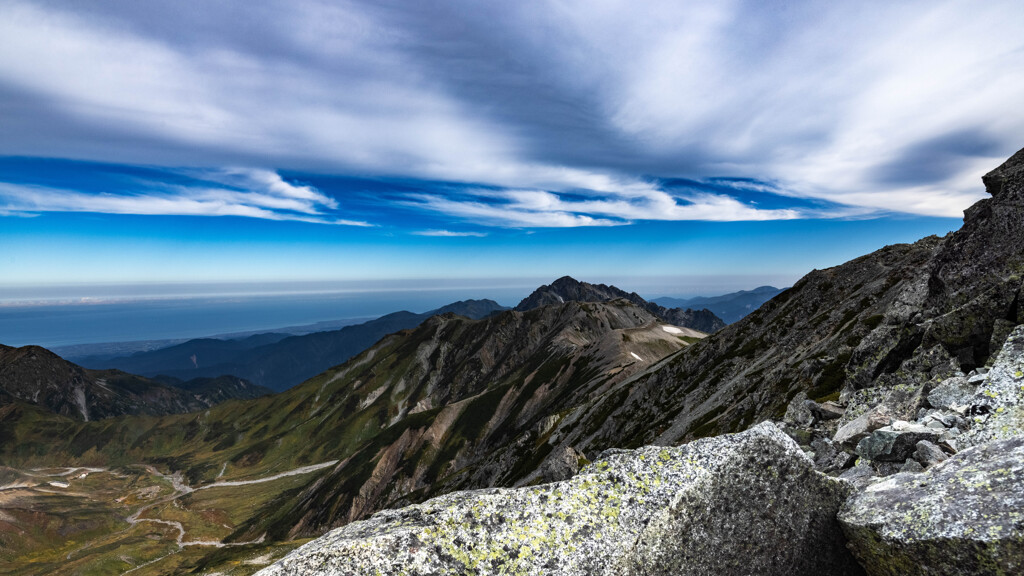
[807,351,852,400]
[863,314,885,329]
[687,404,727,439]
[838,308,858,329]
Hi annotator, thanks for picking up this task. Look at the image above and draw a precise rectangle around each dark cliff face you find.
[540,147,1024,457]
[918,149,1024,370]
[516,276,726,333]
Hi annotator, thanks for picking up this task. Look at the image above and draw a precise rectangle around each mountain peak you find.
[516,277,725,333]
[551,275,581,286]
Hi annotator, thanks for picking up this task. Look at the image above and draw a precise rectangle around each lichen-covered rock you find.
[855,421,941,462]
[927,375,974,410]
[785,391,816,428]
[839,435,1024,576]
[960,325,1024,450]
[257,423,862,576]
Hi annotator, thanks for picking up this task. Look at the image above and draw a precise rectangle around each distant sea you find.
[0,288,529,349]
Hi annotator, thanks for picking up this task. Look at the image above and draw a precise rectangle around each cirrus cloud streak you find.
[0,168,372,226]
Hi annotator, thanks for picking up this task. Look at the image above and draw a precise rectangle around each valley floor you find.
[0,462,336,575]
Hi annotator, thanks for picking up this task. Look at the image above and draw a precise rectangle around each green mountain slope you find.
[0,301,700,537]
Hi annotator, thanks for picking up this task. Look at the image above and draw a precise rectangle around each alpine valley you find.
[2,149,1024,575]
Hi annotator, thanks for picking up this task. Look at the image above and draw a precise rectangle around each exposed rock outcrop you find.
[840,435,1024,575]
[258,423,862,576]
[959,325,1024,449]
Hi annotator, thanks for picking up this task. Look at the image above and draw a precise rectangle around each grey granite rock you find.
[926,375,974,410]
[856,421,942,462]
[911,440,947,467]
[839,463,878,490]
[835,405,895,447]
[840,435,1024,575]
[898,459,924,473]
[257,423,862,576]
[785,391,816,428]
[811,400,846,421]
[811,436,855,473]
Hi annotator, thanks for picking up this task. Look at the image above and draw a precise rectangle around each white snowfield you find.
[660,324,707,338]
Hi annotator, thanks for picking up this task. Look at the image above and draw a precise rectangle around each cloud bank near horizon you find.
[1,0,1022,226]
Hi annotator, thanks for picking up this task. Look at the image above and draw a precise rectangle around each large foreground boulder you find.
[839,435,1024,575]
[258,422,862,576]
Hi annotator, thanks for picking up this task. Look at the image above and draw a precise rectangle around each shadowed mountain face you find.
[80,299,509,392]
[0,345,271,421]
[653,286,785,324]
[516,276,726,333]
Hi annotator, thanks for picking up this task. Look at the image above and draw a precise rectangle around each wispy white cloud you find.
[0,0,1021,220]
[412,230,488,237]
[0,168,372,225]
[404,179,801,228]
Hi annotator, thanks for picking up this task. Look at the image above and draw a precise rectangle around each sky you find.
[2,0,1023,302]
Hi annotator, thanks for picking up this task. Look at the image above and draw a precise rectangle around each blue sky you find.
[1,0,1021,301]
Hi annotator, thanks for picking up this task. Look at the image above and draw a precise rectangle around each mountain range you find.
[1,148,1022,575]
[73,286,725,393]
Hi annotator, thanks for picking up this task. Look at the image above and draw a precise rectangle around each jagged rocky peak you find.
[514,276,632,310]
[516,276,726,333]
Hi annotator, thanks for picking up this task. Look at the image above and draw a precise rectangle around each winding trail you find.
[196,460,338,490]
[114,460,336,572]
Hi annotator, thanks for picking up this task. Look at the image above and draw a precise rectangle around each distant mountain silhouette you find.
[81,299,509,391]
[653,285,785,324]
